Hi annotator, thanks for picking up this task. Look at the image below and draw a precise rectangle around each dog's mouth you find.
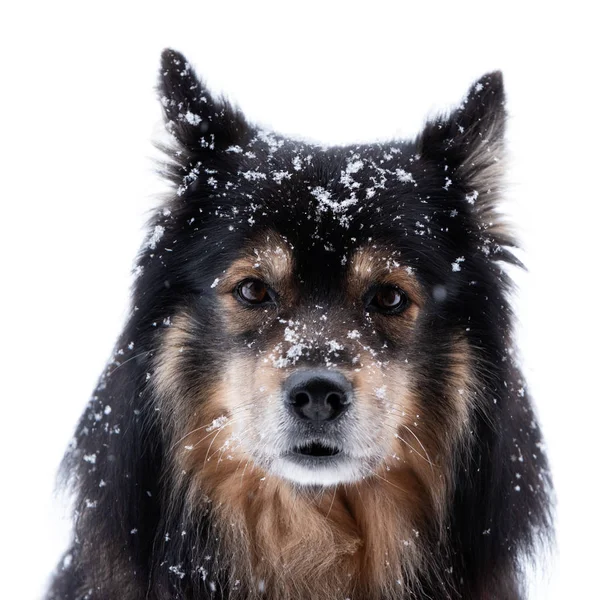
[292,441,342,458]
[274,439,364,485]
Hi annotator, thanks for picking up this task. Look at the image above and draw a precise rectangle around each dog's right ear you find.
[158,48,249,153]
[417,72,506,198]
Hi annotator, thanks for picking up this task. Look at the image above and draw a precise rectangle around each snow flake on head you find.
[395,168,415,184]
[339,155,364,190]
[147,225,165,250]
[206,415,229,432]
[168,564,186,579]
[310,186,358,222]
[375,386,387,400]
[241,170,268,182]
[271,322,310,368]
[184,111,202,125]
[177,163,201,197]
[256,130,284,155]
[465,190,479,204]
[451,257,465,272]
[346,158,364,174]
[271,321,311,367]
[325,339,344,353]
[272,170,292,184]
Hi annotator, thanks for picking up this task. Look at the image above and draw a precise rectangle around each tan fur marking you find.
[348,246,425,309]
[215,230,296,335]
[394,336,475,528]
[203,462,431,599]
[216,230,294,296]
[346,246,423,345]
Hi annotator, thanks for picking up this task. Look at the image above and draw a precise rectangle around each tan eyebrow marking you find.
[216,230,295,295]
[213,231,297,335]
[347,246,425,307]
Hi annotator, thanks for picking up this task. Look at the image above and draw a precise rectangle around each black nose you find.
[284,370,352,423]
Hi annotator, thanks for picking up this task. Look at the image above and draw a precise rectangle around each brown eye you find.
[236,279,273,305]
[368,285,409,314]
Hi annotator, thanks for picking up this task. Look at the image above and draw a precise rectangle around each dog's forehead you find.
[225,133,425,247]
[172,130,463,287]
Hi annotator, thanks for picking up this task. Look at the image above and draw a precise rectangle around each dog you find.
[47,49,552,600]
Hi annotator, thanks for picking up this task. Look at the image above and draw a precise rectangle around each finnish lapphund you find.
[47,49,552,600]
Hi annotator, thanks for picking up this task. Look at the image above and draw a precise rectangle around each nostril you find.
[292,391,311,408]
[325,391,343,409]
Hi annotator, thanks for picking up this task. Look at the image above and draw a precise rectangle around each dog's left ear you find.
[417,72,506,196]
[159,48,249,152]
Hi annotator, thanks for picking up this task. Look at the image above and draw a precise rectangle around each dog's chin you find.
[270,453,369,486]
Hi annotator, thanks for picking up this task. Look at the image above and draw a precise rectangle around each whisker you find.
[394,431,437,469]
[170,416,243,452]
[324,485,338,520]
[108,350,152,374]
[367,468,409,493]
[169,403,255,450]
[203,426,229,469]
[401,424,436,463]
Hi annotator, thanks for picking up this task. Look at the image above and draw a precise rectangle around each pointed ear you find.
[158,48,249,152]
[417,71,506,194]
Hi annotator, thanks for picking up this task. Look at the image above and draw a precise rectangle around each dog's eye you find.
[367,285,409,314]
[236,279,273,305]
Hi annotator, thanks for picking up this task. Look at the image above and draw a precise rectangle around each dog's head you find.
[146,50,513,498]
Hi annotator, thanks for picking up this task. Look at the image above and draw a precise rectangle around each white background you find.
[1,1,599,597]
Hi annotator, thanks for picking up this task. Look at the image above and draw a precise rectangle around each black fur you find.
[47,49,552,599]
